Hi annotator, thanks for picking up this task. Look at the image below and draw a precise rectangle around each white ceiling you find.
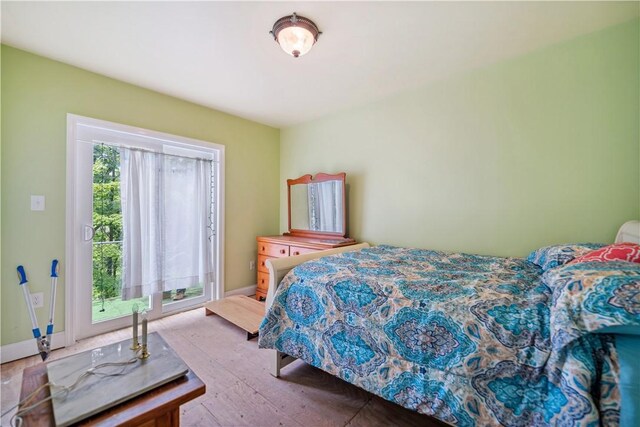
[2,2,638,128]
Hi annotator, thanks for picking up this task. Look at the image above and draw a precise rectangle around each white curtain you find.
[120,148,214,300]
[308,181,343,233]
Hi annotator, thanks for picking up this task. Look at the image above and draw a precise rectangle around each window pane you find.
[162,285,204,306]
[92,144,151,323]
[93,294,150,323]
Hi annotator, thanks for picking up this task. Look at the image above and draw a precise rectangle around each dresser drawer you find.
[258,242,289,258]
[257,271,269,292]
[258,255,274,273]
[290,246,319,257]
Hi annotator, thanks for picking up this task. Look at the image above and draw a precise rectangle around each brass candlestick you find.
[139,343,150,359]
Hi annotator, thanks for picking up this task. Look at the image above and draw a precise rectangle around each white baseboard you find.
[224,284,256,297]
[0,332,66,364]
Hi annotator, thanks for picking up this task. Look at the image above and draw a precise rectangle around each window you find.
[66,115,224,340]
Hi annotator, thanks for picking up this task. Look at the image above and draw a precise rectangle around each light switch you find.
[31,195,45,211]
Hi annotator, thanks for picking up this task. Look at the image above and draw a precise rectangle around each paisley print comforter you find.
[258,245,622,426]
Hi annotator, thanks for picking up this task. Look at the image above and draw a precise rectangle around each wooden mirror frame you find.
[285,172,349,240]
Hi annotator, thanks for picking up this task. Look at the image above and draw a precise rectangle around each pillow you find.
[569,242,640,264]
[543,261,640,351]
[526,243,604,271]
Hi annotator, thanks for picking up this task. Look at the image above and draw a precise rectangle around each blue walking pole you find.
[46,259,59,342]
[17,265,50,361]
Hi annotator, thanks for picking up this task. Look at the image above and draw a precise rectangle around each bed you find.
[258,224,640,426]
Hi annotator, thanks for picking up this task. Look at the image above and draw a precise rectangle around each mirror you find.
[287,172,347,238]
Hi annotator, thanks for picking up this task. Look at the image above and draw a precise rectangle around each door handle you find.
[83,225,96,241]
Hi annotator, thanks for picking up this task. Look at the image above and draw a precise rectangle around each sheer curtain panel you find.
[120,148,214,300]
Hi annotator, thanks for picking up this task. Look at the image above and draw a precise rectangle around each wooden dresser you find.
[255,235,357,301]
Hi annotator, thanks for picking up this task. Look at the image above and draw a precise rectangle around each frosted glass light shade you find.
[270,13,321,58]
[277,26,315,57]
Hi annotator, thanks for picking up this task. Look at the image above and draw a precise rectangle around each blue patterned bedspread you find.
[258,246,620,426]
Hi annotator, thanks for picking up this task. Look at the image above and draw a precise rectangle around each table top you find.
[18,342,205,426]
[48,333,190,426]
[258,235,357,248]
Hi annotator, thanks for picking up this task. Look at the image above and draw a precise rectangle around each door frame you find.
[65,114,225,344]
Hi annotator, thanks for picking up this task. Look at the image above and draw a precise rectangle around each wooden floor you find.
[1,308,444,426]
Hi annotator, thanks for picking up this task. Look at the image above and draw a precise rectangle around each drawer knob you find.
[261,246,265,251]
[293,251,299,255]
[280,249,286,254]
[261,279,265,284]
[261,261,265,267]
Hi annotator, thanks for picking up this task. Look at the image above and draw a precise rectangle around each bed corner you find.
[263,242,369,377]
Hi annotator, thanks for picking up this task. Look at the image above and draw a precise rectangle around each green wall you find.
[281,19,640,256]
[1,46,280,345]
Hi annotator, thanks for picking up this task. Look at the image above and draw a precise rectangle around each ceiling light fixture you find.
[270,13,321,58]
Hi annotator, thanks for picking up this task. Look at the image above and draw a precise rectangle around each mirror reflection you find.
[290,180,344,234]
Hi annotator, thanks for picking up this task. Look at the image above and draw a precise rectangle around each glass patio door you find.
[68,115,222,341]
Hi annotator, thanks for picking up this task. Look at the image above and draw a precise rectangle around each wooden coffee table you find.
[18,352,205,426]
[204,295,265,340]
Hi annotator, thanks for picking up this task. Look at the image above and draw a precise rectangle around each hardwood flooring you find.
[1,308,445,426]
